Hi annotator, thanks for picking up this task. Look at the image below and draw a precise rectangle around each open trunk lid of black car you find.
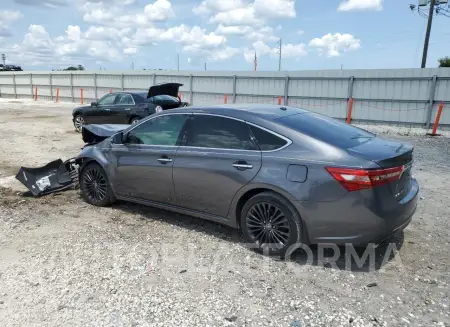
[147,83,183,98]
[347,137,414,201]
[82,124,129,145]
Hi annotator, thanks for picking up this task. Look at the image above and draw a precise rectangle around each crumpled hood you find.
[147,83,183,98]
[82,124,129,144]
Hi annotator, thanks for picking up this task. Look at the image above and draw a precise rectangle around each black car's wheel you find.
[240,192,302,257]
[80,162,115,207]
[74,115,85,132]
[130,116,140,125]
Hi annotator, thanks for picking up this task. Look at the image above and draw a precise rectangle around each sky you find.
[0,0,449,71]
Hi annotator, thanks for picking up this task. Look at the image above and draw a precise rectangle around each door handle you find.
[232,161,253,170]
[104,108,111,111]
[157,157,173,164]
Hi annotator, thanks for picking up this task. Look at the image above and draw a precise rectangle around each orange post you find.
[55,88,60,103]
[278,96,282,105]
[178,92,182,101]
[346,98,354,124]
[109,89,112,93]
[429,102,444,136]
[34,86,38,101]
[224,94,228,104]
[80,88,84,104]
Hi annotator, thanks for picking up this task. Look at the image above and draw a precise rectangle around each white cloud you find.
[253,0,295,19]
[193,0,246,15]
[337,0,383,11]
[297,30,305,35]
[0,10,24,37]
[82,0,174,27]
[13,0,69,8]
[308,33,361,57]
[210,7,263,26]
[4,24,135,66]
[197,0,296,26]
[244,40,307,62]
[215,24,277,42]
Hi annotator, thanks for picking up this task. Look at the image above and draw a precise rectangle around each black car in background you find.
[72,83,189,132]
[0,64,23,71]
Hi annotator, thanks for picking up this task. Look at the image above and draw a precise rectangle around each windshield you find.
[277,112,375,149]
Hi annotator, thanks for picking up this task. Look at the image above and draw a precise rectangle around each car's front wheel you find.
[240,192,303,257]
[130,117,140,125]
[73,115,85,132]
[80,162,115,207]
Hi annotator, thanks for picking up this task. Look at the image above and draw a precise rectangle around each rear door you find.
[172,114,262,217]
[112,93,136,124]
[84,93,117,124]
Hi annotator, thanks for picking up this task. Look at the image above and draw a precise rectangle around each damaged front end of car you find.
[16,124,128,196]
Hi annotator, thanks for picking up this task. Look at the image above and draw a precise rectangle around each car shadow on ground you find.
[113,200,404,273]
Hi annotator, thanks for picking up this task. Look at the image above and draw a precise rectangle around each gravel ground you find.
[0,99,449,327]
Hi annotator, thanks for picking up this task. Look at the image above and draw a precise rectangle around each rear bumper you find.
[296,178,419,246]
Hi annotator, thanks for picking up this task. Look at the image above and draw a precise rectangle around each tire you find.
[73,115,85,132]
[129,116,140,125]
[80,162,115,207]
[240,191,302,257]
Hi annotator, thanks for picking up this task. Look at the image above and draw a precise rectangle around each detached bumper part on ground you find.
[15,159,80,196]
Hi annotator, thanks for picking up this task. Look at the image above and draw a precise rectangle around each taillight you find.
[325,166,405,192]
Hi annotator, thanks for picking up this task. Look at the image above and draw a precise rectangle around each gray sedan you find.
[76,105,419,256]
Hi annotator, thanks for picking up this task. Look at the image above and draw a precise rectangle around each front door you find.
[173,114,262,217]
[111,113,190,203]
[83,93,117,124]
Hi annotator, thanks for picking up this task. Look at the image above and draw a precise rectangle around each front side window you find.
[98,94,116,106]
[184,115,257,150]
[115,94,134,105]
[126,114,188,146]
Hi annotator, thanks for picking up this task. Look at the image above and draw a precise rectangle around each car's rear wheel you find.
[80,162,115,207]
[130,116,140,125]
[240,192,302,257]
[74,115,84,132]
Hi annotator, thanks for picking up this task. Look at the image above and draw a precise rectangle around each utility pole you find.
[204,62,207,71]
[131,61,134,70]
[421,0,436,68]
[277,38,282,71]
[177,54,180,71]
[1,53,5,66]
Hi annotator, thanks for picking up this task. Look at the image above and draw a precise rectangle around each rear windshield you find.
[277,113,375,149]
[153,95,180,102]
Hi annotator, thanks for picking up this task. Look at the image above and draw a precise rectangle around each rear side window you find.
[115,94,134,105]
[277,113,375,149]
[184,115,257,150]
[250,125,288,151]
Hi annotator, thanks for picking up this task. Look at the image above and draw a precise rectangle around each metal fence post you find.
[347,76,355,100]
[30,73,33,98]
[189,74,193,105]
[426,75,438,129]
[232,75,237,103]
[94,73,97,100]
[70,73,74,102]
[121,73,124,90]
[284,75,289,105]
[49,73,53,101]
[13,74,17,99]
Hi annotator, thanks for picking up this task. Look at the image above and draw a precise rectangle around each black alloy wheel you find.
[80,163,115,206]
[240,192,303,257]
[246,202,291,248]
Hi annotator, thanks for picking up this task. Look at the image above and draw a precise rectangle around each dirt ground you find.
[0,99,449,327]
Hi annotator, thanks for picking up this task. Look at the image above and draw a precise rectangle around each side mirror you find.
[91,102,98,107]
[112,132,125,144]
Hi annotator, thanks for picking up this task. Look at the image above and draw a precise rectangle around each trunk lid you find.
[147,83,183,98]
[347,137,413,201]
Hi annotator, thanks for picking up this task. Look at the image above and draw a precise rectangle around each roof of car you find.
[166,104,309,121]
